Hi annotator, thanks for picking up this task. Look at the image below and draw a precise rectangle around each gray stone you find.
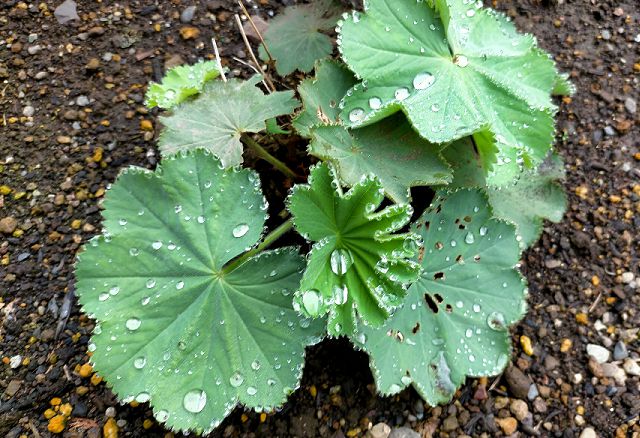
[388,427,420,438]
[76,95,90,106]
[181,6,197,23]
[54,0,79,24]
[27,45,42,55]
[613,341,628,361]
[22,106,35,117]
[625,97,637,114]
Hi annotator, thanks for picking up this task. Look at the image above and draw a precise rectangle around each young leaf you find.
[288,163,422,337]
[351,189,527,405]
[337,0,562,184]
[259,0,344,76]
[158,76,300,167]
[145,60,222,109]
[444,141,567,248]
[76,150,324,434]
[295,60,452,203]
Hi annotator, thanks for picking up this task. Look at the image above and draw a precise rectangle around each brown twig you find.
[237,0,275,63]
[588,291,602,313]
[234,14,276,93]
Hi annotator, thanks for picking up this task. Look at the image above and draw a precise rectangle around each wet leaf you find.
[338,0,568,185]
[351,189,527,405]
[76,150,324,434]
[288,163,422,337]
[259,0,344,76]
[158,76,299,166]
[145,60,222,109]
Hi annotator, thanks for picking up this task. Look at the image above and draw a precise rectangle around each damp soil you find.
[1,0,639,437]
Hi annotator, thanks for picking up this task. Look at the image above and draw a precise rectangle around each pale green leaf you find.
[145,60,222,109]
[259,0,344,76]
[351,189,527,405]
[338,0,564,183]
[288,163,422,337]
[76,150,324,434]
[158,76,300,166]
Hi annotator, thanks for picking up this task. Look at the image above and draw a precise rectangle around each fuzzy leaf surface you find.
[288,163,422,337]
[145,61,221,109]
[352,189,527,405]
[158,76,299,166]
[259,0,344,75]
[445,142,567,247]
[76,150,324,434]
[338,0,562,185]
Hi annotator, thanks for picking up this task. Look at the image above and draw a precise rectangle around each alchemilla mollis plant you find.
[75,0,571,433]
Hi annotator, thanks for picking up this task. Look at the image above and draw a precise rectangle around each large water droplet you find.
[246,386,257,396]
[400,375,412,385]
[230,371,244,387]
[251,360,261,371]
[454,54,469,67]
[487,312,506,331]
[129,248,140,257]
[136,392,150,403]
[183,389,207,413]
[152,241,162,250]
[99,293,110,302]
[369,97,382,110]
[155,410,169,423]
[465,232,475,244]
[479,226,488,236]
[119,219,128,226]
[146,279,156,289]
[232,223,249,238]
[330,248,353,276]
[134,357,146,369]
[395,87,410,101]
[349,107,366,123]
[126,318,141,331]
[333,284,348,306]
[413,72,435,90]
[301,290,323,317]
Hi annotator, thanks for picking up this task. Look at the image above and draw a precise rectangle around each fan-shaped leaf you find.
[158,76,300,166]
[145,60,222,109]
[259,0,344,76]
[76,150,324,434]
[338,0,564,185]
[288,163,422,337]
[351,189,527,405]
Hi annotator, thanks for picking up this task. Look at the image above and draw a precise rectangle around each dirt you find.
[0,0,639,437]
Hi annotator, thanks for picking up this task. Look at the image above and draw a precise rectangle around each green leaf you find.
[145,60,222,109]
[444,142,567,248]
[158,76,300,166]
[288,163,422,337]
[487,153,567,247]
[337,0,563,183]
[293,60,357,138]
[310,114,452,203]
[259,0,344,76]
[265,118,291,135]
[76,150,324,434]
[351,189,527,405]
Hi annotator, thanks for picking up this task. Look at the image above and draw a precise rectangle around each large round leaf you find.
[351,189,527,405]
[76,150,324,434]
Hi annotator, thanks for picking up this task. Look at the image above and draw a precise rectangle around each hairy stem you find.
[222,218,295,274]
[241,133,298,180]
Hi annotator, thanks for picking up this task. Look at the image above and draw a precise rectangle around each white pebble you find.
[586,344,610,364]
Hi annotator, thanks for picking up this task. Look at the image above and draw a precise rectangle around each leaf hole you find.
[474,255,481,262]
[424,293,439,313]
[412,322,420,334]
[433,272,445,281]
[445,304,453,313]
[455,254,464,263]
[435,241,443,250]
[464,216,472,223]
[434,293,444,303]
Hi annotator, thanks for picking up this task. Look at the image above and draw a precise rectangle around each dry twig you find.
[234,14,276,93]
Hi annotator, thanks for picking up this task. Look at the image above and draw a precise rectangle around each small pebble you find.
[603,126,615,136]
[613,341,628,360]
[76,96,90,106]
[623,359,640,376]
[9,355,22,369]
[586,344,610,363]
[579,427,597,438]
[510,399,529,421]
[22,106,35,117]
[181,6,197,23]
[620,272,634,284]
[27,45,42,55]
[369,423,391,438]
[105,406,116,418]
[624,97,637,114]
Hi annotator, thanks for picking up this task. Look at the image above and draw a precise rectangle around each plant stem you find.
[222,218,295,274]
[241,133,298,180]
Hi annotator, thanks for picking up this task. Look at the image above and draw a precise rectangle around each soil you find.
[1,0,639,437]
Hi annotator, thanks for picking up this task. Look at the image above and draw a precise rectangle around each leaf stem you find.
[241,133,298,180]
[222,218,295,274]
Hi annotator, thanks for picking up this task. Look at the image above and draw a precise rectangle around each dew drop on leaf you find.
[232,223,249,238]
[251,360,261,371]
[126,318,141,331]
[136,392,151,403]
[246,386,257,396]
[330,248,353,276]
[389,383,401,393]
[141,296,150,306]
[119,219,128,226]
[176,281,185,290]
[146,279,156,289]
[98,293,109,302]
[229,371,244,388]
[400,375,412,385]
[152,241,162,250]
[413,72,435,90]
[487,312,506,331]
[454,54,470,67]
[479,226,488,236]
[394,88,410,101]
[129,248,140,257]
[155,410,169,423]
[133,357,147,369]
[349,107,366,123]
[332,284,349,305]
[301,290,323,317]
[465,232,475,244]
[183,389,207,413]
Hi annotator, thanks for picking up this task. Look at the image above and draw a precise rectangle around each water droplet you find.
[232,223,249,238]
[413,72,435,90]
[174,205,182,214]
[135,392,150,403]
[473,303,481,313]
[431,104,440,112]
[146,279,156,289]
[155,410,169,423]
[99,293,109,301]
[119,219,128,226]
[267,378,277,386]
[126,318,141,331]
[197,216,205,224]
[129,248,140,257]
[450,240,457,247]
[134,357,146,369]
[368,97,382,110]
[176,281,185,290]
[468,354,476,362]
[479,226,488,236]
[349,107,366,123]
[152,241,162,250]
[229,371,244,387]
[332,284,348,305]
[330,248,353,276]
[465,232,475,244]
[251,360,261,371]
[389,383,401,393]
[183,389,207,413]
[301,290,323,317]
[400,375,412,385]
[466,9,476,17]
[454,54,469,67]
[395,87,410,101]
[465,328,473,338]
[487,312,506,331]
[141,296,150,306]
[246,386,257,396]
